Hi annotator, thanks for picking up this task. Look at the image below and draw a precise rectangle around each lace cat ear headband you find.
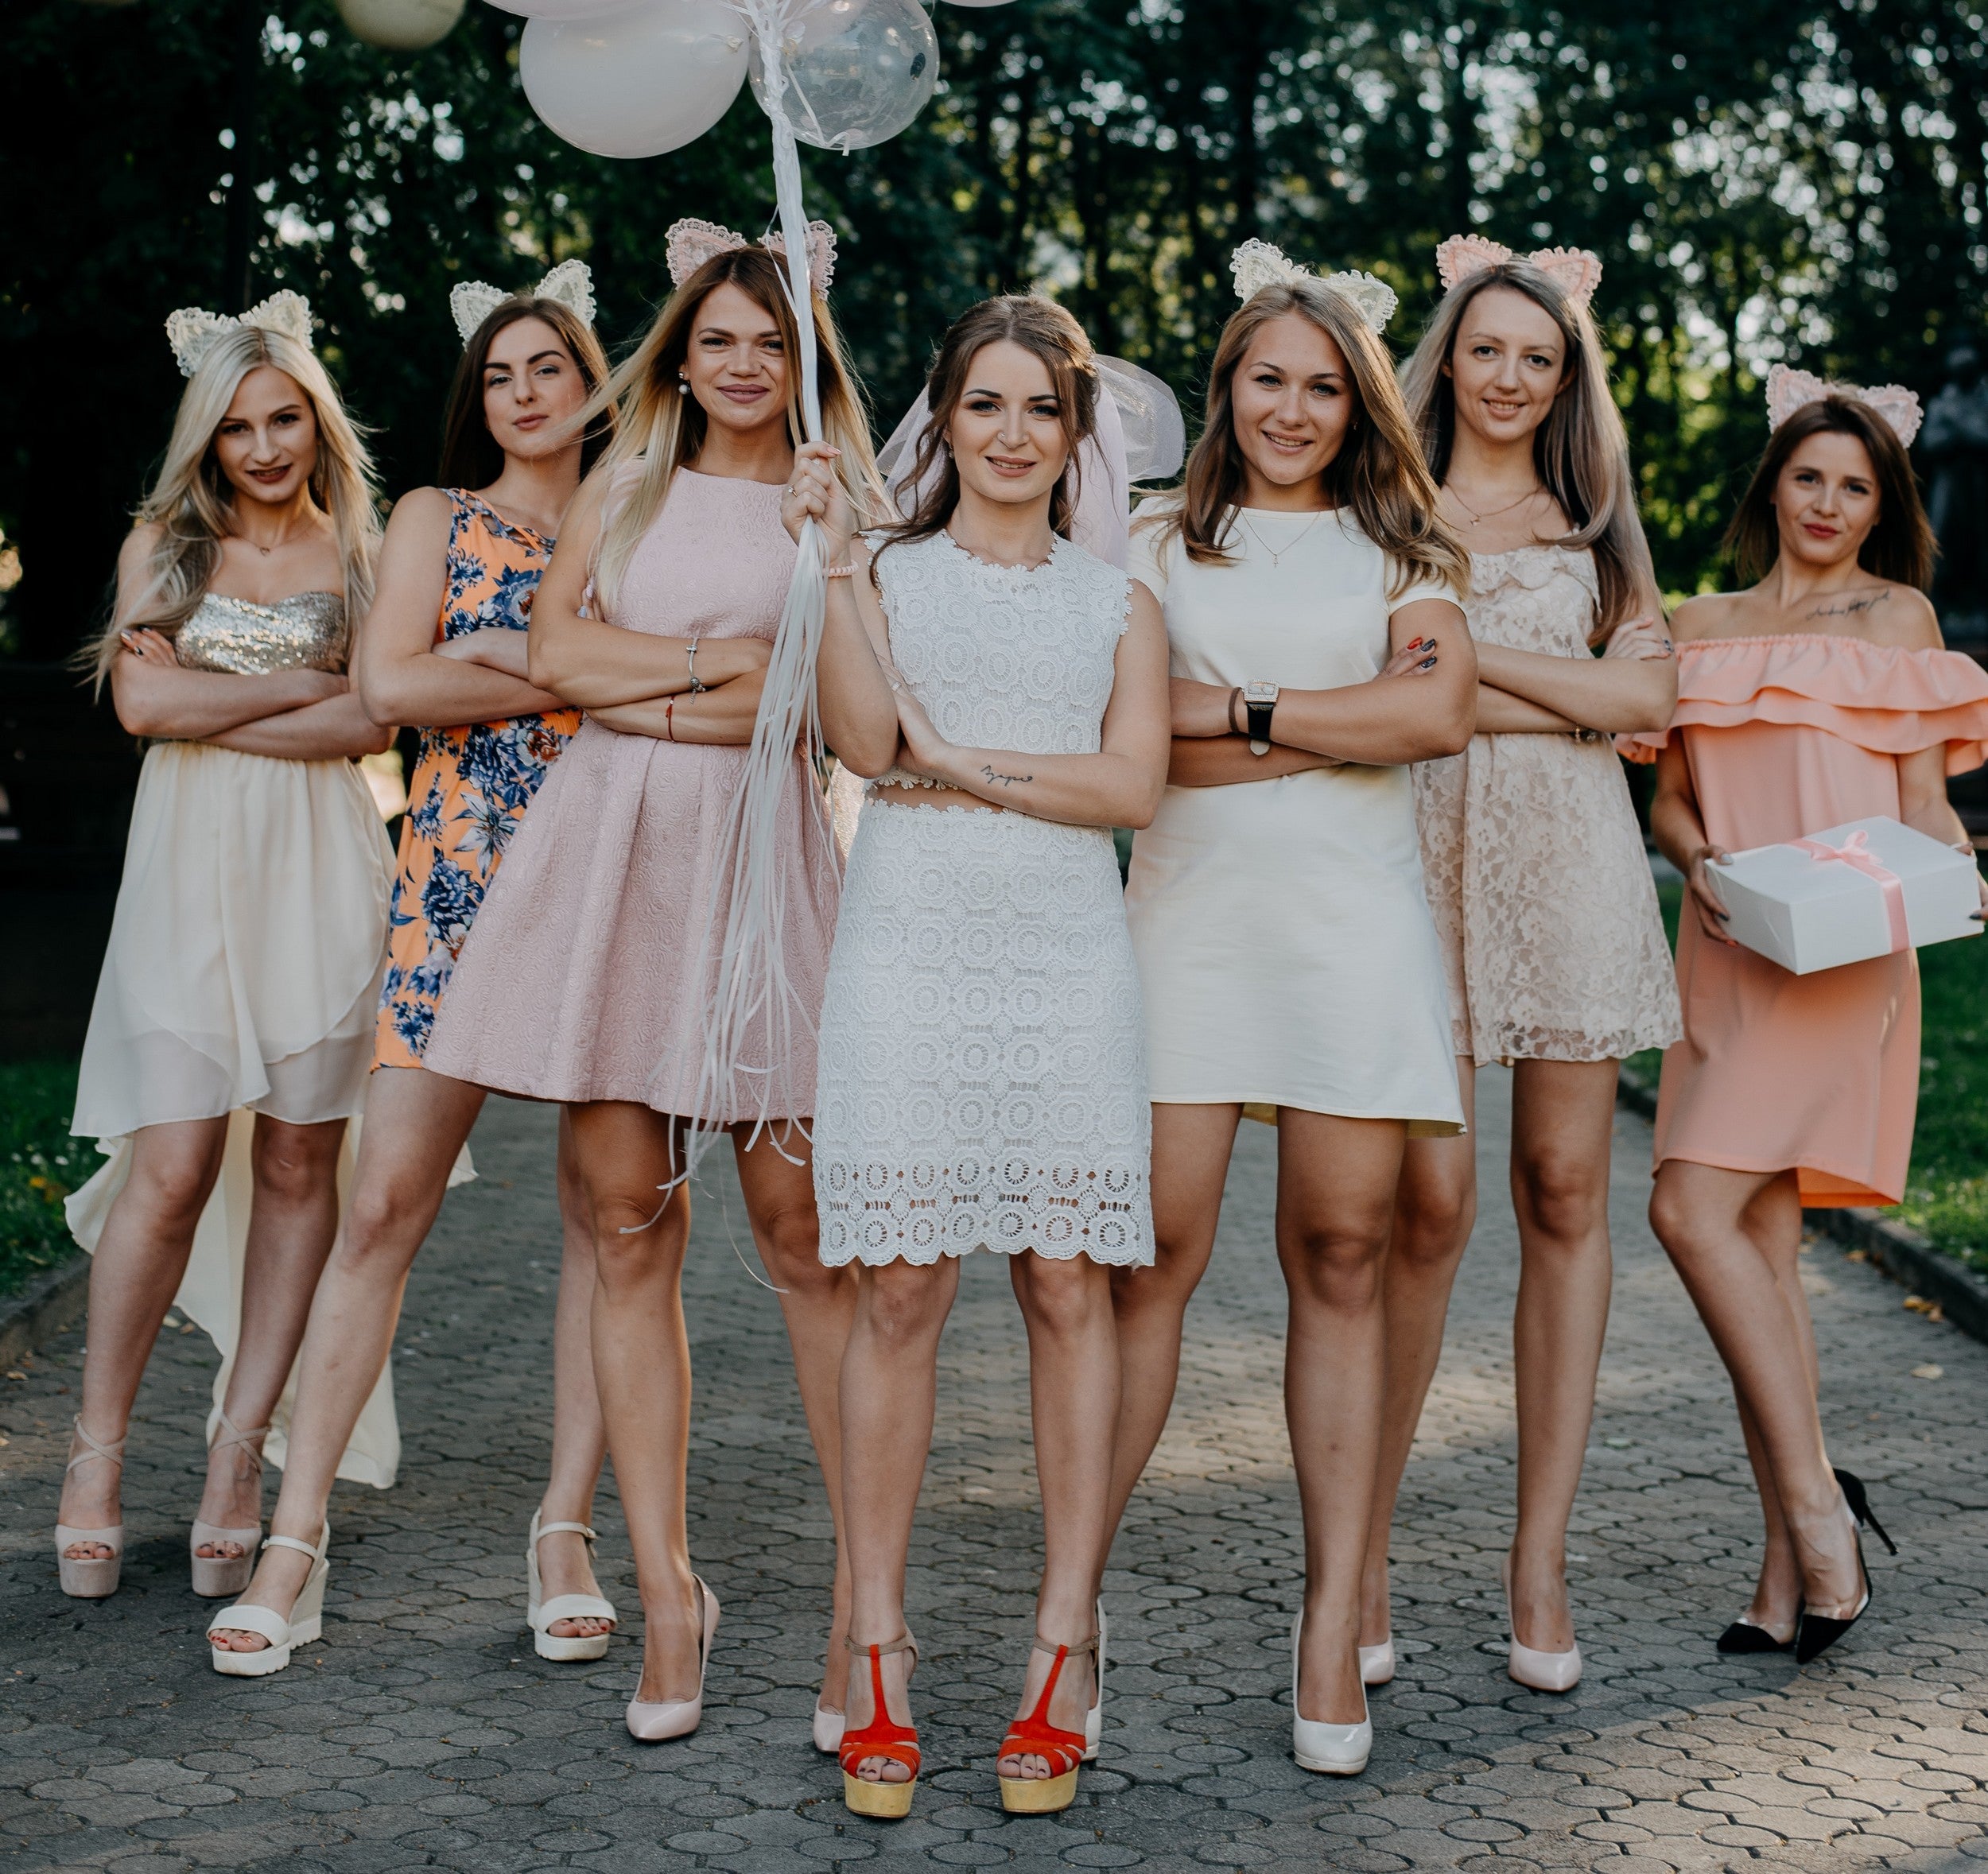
[1435,232,1603,310]
[1766,363,1923,448]
[450,258,596,347]
[164,290,314,378]
[666,215,837,293]
[1228,239,1399,334]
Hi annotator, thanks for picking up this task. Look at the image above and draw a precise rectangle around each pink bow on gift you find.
[1791,830,1910,953]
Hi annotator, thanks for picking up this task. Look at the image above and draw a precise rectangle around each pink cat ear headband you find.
[665,216,837,293]
[1765,363,1922,447]
[1435,232,1604,310]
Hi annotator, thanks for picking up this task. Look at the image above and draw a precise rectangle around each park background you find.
[2,0,1986,1294]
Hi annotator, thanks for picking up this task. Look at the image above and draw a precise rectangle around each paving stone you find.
[4,1074,1986,1869]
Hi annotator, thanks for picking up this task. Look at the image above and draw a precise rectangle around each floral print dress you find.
[373,491,580,1069]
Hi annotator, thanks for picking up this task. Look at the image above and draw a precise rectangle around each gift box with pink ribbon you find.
[1706,815,1982,974]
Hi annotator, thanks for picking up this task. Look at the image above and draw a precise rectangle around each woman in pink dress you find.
[424,221,879,1744]
[1631,368,1988,1663]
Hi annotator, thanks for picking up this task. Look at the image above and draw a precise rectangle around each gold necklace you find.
[1238,507,1325,567]
[1445,481,1547,527]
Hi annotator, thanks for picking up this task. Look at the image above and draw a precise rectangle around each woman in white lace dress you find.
[786,295,1168,1821]
[1365,238,1680,1693]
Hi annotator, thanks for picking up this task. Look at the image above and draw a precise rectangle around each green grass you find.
[1624,875,1988,1268]
[1,1057,85,1298]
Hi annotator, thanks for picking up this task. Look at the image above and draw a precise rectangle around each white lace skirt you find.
[813,801,1153,1269]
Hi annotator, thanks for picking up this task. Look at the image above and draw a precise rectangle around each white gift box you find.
[1706,814,1982,975]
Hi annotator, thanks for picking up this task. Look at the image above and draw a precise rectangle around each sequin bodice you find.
[176,591,348,675]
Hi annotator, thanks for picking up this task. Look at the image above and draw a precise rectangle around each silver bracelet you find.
[685,636,707,694]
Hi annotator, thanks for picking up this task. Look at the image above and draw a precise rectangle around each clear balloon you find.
[748,0,938,154]
[337,0,465,47]
[483,0,638,21]
[519,0,749,161]
[937,0,1021,7]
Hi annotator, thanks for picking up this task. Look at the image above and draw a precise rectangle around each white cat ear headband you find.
[449,258,596,347]
[1229,238,1397,333]
[1435,232,1603,310]
[1765,363,1923,448]
[665,215,837,293]
[164,290,314,378]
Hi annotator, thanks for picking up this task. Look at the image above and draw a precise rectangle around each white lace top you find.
[1413,543,1682,1065]
[869,531,1132,787]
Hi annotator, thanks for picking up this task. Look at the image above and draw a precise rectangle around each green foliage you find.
[6,0,1987,658]
[1897,932,1988,1269]
[0,1060,84,1298]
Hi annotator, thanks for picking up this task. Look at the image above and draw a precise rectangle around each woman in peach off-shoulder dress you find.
[1633,369,1988,1666]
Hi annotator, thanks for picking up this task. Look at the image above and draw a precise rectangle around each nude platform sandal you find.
[840,1633,920,1819]
[55,1418,127,1600]
[998,1631,1099,1814]
[625,1576,720,1741]
[525,1509,618,1662]
[208,1524,332,1677]
[189,1412,269,1600]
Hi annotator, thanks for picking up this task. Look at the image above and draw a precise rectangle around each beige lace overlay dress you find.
[1414,545,1682,1066]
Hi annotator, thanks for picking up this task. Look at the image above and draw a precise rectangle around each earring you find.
[677,375,689,396]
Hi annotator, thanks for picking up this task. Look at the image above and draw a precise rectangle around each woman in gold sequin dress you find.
[56,302,396,1602]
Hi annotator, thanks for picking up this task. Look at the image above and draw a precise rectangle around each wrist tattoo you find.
[980,762,1034,790]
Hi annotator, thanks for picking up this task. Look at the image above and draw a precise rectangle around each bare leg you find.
[59,1118,230,1552]
[729,1120,859,1717]
[1729,1174,1812,1636]
[565,1102,702,1705]
[1363,1061,1477,1649]
[1278,1109,1405,1727]
[1649,1161,1861,1616]
[839,1256,961,1785]
[193,1114,350,1558]
[532,1108,614,1641]
[1000,1252,1121,1779]
[1505,1058,1619,1651]
[212,1068,484,1647]
[1101,1104,1241,1544]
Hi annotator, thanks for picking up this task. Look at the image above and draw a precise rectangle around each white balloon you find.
[520,0,749,160]
[749,0,938,153]
[482,0,631,21]
[937,0,1021,7]
[338,0,465,46]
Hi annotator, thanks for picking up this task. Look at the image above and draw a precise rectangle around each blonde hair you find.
[1153,279,1469,599]
[584,245,879,616]
[87,324,381,682]
[1400,259,1659,633]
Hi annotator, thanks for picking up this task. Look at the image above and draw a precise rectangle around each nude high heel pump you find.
[1360,1638,1396,1686]
[525,1509,618,1662]
[1501,1553,1582,1693]
[208,1524,331,1677]
[1084,1597,1108,1762]
[190,1412,269,1599]
[55,1418,126,1600]
[625,1577,720,1741]
[1289,1610,1373,1775]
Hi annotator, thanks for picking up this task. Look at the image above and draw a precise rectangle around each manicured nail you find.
[1419,655,1438,669]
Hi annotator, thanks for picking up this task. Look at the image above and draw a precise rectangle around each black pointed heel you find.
[1794,1572,1870,1664]
[1832,1468,1897,1555]
[1716,1617,1796,1655]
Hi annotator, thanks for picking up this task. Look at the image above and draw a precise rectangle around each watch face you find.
[1244,681,1279,704]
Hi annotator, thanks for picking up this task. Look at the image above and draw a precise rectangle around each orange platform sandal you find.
[998,1632,1099,1814]
[839,1632,920,1819]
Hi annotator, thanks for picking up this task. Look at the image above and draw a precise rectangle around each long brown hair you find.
[1400,259,1659,631]
[876,294,1101,563]
[1157,280,1468,597]
[580,245,878,616]
[1725,397,1936,588]
[438,297,613,490]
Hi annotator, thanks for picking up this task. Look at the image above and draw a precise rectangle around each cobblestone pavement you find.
[4,1072,1986,1873]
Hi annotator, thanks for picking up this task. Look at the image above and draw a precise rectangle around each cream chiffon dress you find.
[65,592,404,1487]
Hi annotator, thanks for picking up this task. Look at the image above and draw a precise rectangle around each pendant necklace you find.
[1239,507,1323,567]
[1446,482,1546,527]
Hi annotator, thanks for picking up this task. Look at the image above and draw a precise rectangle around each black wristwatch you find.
[1244,681,1279,755]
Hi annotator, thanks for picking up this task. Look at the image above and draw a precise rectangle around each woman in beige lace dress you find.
[1363,239,1681,1692]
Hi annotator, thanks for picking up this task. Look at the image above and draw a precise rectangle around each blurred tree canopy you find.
[5,0,1986,660]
